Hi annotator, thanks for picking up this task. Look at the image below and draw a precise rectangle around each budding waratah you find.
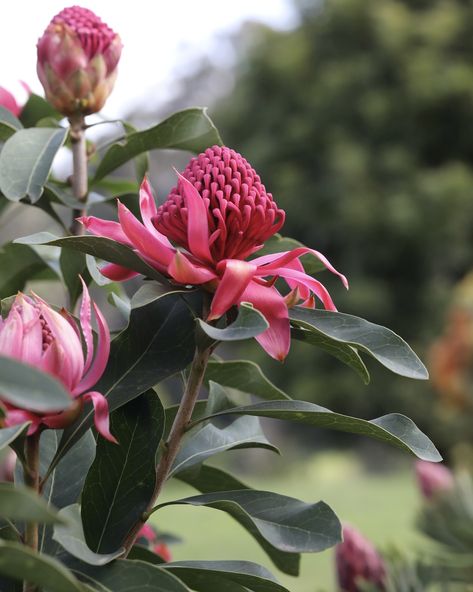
[0,280,115,442]
[415,460,454,500]
[37,5,122,116]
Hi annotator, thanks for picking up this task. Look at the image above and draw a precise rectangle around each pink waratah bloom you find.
[37,6,122,116]
[0,280,116,442]
[0,82,30,117]
[415,460,454,500]
[80,145,348,361]
[137,524,172,562]
[336,525,386,592]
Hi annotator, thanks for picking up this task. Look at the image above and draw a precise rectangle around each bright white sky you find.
[2,1,296,118]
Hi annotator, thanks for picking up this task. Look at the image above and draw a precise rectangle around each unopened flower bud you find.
[415,460,454,500]
[37,6,122,116]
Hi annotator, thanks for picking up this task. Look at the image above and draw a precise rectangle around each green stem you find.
[23,433,40,592]
[68,114,88,236]
[122,345,212,555]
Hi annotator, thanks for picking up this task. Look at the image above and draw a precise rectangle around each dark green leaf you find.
[44,183,83,208]
[292,327,370,384]
[289,307,428,380]
[127,545,165,565]
[0,107,23,141]
[205,359,291,401]
[0,242,47,299]
[54,505,125,565]
[198,303,269,342]
[200,400,441,461]
[50,290,198,468]
[177,464,249,493]
[0,540,85,592]
[164,560,290,592]
[122,121,149,182]
[93,108,222,182]
[156,490,341,576]
[0,483,63,524]
[0,355,72,412]
[60,248,88,307]
[0,424,30,452]
[0,128,67,202]
[82,391,165,553]
[19,94,62,128]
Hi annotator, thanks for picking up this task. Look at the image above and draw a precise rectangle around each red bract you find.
[0,280,115,442]
[336,525,386,592]
[37,5,122,116]
[137,524,172,562]
[80,145,347,361]
[415,460,454,500]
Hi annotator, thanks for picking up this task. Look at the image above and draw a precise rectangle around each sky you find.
[2,1,296,118]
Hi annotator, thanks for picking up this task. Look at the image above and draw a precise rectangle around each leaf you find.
[0,242,47,299]
[291,327,370,384]
[54,505,125,566]
[0,424,30,452]
[198,303,269,341]
[155,490,341,576]
[60,249,89,307]
[19,93,62,128]
[0,355,72,412]
[0,483,63,524]
[0,128,67,202]
[15,233,168,283]
[81,391,165,553]
[93,108,223,182]
[49,290,198,469]
[289,307,428,380]
[177,464,249,493]
[204,359,291,401]
[164,560,290,592]
[0,540,85,592]
[199,400,441,462]
[0,106,23,141]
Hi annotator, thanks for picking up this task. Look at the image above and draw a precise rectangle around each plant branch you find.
[23,433,40,592]
[69,115,88,235]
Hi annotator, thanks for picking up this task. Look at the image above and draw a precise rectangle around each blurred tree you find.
[205,0,473,453]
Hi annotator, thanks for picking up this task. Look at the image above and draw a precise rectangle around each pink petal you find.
[4,409,40,435]
[118,200,174,267]
[0,87,20,117]
[168,251,217,285]
[253,247,348,289]
[83,391,117,443]
[75,301,110,395]
[176,172,213,264]
[240,281,290,362]
[139,178,172,246]
[208,260,256,321]
[271,266,337,311]
[100,263,139,281]
[79,216,132,246]
[0,307,24,360]
[79,277,94,375]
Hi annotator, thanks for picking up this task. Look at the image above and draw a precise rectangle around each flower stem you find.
[23,433,40,592]
[69,115,88,236]
[122,344,212,555]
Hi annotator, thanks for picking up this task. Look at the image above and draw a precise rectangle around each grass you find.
[152,451,425,592]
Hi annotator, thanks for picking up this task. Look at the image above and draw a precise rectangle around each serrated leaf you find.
[198,303,269,342]
[82,391,165,553]
[0,540,85,592]
[0,128,67,202]
[0,355,72,412]
[93,108,222,182]
[0,483,63,524]
[0,106,23,141]
[155,490,341,576]
[199,400,441,462]
[0,242,47,299]
[289,307,428,380]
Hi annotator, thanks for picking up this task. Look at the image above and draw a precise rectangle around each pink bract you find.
[415,460,454,500]
[0,280,115,442]
[80,145,348,361]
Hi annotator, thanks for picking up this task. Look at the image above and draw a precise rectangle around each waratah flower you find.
[80,145,348,360]
[0,83,30,117]
[37,6,122,116]
[415,460,454,500]
[137,524,172,562]
[0,280,115,442]
[336,525,386,592]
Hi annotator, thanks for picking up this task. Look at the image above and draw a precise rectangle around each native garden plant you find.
[0,6,444,592]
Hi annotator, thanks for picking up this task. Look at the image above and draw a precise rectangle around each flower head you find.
[0,280,115,442]
[336,525,386,592]
[137,523,172,562]
[80,145,348,361]
[37,6,122,116]
[415,460,454,500]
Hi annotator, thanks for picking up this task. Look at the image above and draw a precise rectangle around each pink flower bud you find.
[415,461,454,500]
[137,524,172,562]
[37,6,122,116]
[0,450,16,482]
[336,525,386,592]
[0,281,115,442]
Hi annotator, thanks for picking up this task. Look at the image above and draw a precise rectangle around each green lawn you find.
[153,452,425,592]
